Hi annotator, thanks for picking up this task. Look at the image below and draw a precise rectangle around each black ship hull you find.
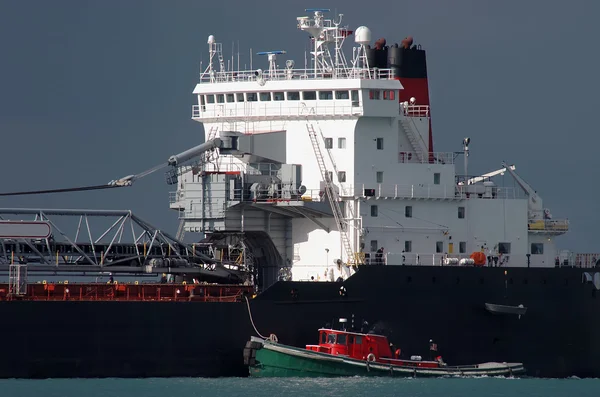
[1,265,598,378]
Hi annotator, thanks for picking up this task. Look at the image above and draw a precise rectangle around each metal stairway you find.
[306,123,356,265]
[175,218,186,241]
[399,119,427,162]
[204,126,219,163]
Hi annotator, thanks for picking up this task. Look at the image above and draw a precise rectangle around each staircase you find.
[175,218,185,241]
[306,123,356,265]
[204,126,219,163]
[399,119,428,162]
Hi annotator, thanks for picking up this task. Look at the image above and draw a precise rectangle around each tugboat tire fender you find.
[367,353,376,362]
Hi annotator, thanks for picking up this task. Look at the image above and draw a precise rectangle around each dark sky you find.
[0,1,597,253]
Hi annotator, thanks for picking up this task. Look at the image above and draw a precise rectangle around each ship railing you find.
[400,104,430,118]
[198,67,397,84]
[0,282,254,302]
[527,219,569,232]
[377,252,596,268]
[339,184,524,200]
[192,102,363,120]
[397,151,456,164]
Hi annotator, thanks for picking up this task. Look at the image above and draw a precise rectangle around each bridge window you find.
[434,173,441,185]
[324,138,333,149]
[405,241,412,252]
[302,91,317,100]
[287,91,300,100]
[436,241,443,253]
[273,92,285,101]
[351,90,359,102]
[376,137,384,150]
[226,93,235,103]
[335,90,349,99]
[236,93,244,102]
[206,94,215,104]
[259,92,271,101]
[338,171,347,183]
[319,90,333,100]
[405,206,412,218]
[459,242,466,253]
[337,334,347,345]
[458,206,465,219]
[246,92,257,102]
[531,243,544,255]
[216,94,225,103]
[370,205,378,217]
[376,171,383,183]
[498,242,511,254]
[338,137,346,149]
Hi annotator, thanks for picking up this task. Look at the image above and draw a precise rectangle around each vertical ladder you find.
[306,124,355,264]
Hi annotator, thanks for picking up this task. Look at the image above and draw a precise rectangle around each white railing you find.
[340,184,525,200]
[370,252,591,268]
[401,104,430,117]
[199,67,397,84]
[398,151,455,164]
[192,102,362,120]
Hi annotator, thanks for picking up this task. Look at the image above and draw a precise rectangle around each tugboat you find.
[244,319,525,378]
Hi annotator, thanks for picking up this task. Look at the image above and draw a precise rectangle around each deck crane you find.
[501,161,546,221]
[458,165,515,186]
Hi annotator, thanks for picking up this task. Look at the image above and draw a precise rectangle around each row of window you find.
[369,90,396,100]
[371,205,466,219]
[323,137,384,150]
[202,90,360,104]
[368,241,544,255]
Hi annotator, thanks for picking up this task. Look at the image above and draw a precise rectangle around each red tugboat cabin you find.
[305,319,443,368]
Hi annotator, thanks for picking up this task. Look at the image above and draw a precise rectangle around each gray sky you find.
[0,0,597,253]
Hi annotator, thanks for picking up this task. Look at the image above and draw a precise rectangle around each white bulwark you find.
[168,8,569,287]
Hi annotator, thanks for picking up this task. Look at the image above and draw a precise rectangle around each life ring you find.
[268,333,279,343]
[367,353,376,362]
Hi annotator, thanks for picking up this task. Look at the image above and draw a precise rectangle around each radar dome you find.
[207,35,215,44]
[354,26,372,45]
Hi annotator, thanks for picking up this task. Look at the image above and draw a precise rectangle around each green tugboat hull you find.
[246,340,526,378]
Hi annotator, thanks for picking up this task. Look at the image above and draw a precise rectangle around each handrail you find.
[192,102,363,120]
[199,67,397,84]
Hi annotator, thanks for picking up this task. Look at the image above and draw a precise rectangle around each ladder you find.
[306,123,356,264]
[204,126,219,163]
[399,119,427,162]
[175,218,186,241]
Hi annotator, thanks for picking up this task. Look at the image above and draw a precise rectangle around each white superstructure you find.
[167,9,569,288]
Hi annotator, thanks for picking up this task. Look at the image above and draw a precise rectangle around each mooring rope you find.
[244,294,267,339]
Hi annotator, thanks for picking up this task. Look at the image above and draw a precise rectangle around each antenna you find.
[257,51,286,77]
[463,137,471,181]
[237,40,240,73]
[298,8,330,78]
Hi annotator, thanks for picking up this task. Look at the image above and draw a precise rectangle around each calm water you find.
[2,377,598,397]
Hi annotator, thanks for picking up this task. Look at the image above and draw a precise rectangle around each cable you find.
[244,294,267,339]
[0,184,122,197]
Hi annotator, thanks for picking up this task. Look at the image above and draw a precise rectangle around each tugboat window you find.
[348,335,354,344]
[337,334,346,345]
[355,336,362,344]
[320,332,327,344]
[327,334,336,344]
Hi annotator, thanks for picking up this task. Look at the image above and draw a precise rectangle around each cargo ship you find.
[0,8,599,379]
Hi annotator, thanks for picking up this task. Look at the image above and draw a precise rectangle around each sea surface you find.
[2,377,598,397]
